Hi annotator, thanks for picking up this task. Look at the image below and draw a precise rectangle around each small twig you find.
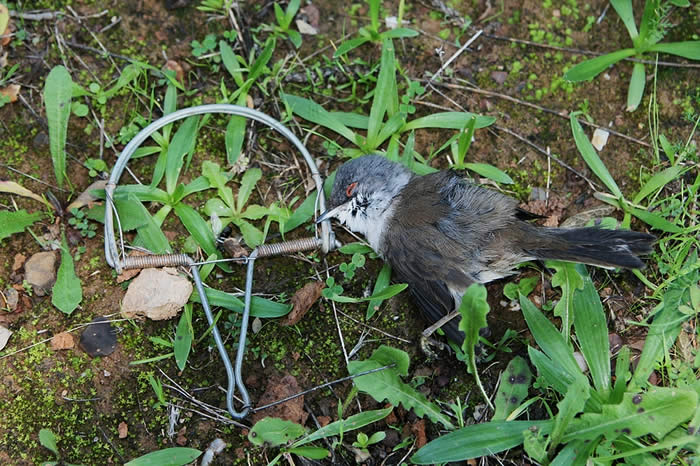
[252,364,396,413]
[428,30,483,85]
[10,10,63,21]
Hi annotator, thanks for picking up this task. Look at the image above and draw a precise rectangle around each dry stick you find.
[419,78,651,148]
[428,29,483,85]
[336,309,412,343]
[251,364,396,413]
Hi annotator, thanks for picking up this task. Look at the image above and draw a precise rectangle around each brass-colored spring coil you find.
[120,253,192,270]
[255,237,322,258]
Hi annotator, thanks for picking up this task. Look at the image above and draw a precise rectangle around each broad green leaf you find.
[572,264,610,396]
[367,263,392,319]
[328,283,407,303]
[130,196,171,253]
[0,181,52,208]
[626,62,646,112]
[658,133,676,164]
[633,165,682,204]
[106,64,141,98]
[202,161,235,209]
[219,40,241,79]
[0,210,43,240]
[459,283,489,374]
[225,115,246,165]
[638,0,660,45]
[173,203,217,256]
[459,283,492,407]
[367,39,397,146]
[647,41,700,60]
[411,420,552,463]
[44,66,73,188]
[331,111,370,129]
[39,428,59,456]
[628,207,681,233]
[493,356,532,421]
[562,388,697,442]
[191,288,291,318]
[174,304,192,371]
[249,417,305,447]
[333,37,370,58]
[124,447,201,466]
[233,218,264,247]
[464,162,514,184]
[528,347,576,395]
[283,93,360,145]
[563,49,636,81]
[402,112,495,131]
[520,294,580,378]
[338,243,374,254]
[549,375,590,450]
[52,233,82,315]
[632,258,698,387]
[610,0,638,40]
[570,113,623,198]
[180,176,211,199]
[281,193,316,234]
[294,407,393,447]
[348,346,453,429]
[374,112,406,148]
[382,27,419,39]
[165,116,199,194]
[287,447,328,460]
[237,168,262,213]
[114,185,170,203]
[546,260,584,340]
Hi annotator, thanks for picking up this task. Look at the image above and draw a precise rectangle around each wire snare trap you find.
[104,104,337,419]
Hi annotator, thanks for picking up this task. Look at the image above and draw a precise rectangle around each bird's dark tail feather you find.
[529,227,655,269]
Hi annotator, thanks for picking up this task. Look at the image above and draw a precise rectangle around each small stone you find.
[12,254,26,272]
[50,332,75,350]
[296,19,318,35]
[121,268,192,320]
[0,325,12,351]
[118,421,128,439]
[79,316,117,357]
[24,251,57,296]
[490,71,507,84]
[591,128,609,151]
[1,287,19,312]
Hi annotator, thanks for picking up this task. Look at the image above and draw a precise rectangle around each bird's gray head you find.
[318,155,413,249]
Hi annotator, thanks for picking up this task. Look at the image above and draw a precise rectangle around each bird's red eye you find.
[346,182,358,197]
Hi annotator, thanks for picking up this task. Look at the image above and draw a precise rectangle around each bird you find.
[317,154,655,344]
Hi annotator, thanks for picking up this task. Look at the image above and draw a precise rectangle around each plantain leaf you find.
[44,66,73,188]
[52,232,82,315]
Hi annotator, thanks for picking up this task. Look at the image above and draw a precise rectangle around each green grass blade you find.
[44,66,73,188]
[464,162,514,184]
[367,39,396,147]
[628,207,681,233]
[165,116,200,194]
[174,304,193,371]
[283,93,360,145]
[173,203,217,256]
[402,112,495,131]
[563,49,636,82]
[381,27,419,39]
[610,0,638,40]
[124,447,201,466]
[333,37,370,58]
[572,264,611,397]
[191,287,291,318]
[293,407,393,447]
[626,62,646,112]
[411,421,552,463]
[633,165,683,204]
[114,185,170,203]
[0,210,43,240]
[366,263,392,319]
[646,41,700,60]
[570,113,623,197]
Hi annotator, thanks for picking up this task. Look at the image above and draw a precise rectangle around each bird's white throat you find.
[333,172,411,254]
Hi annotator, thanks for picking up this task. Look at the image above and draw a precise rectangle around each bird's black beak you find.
[316,205,341,224]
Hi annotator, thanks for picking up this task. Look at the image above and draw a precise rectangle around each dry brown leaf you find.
[0,84,19,103]
[279,281,324,326]
[118,421,128,439]
[252,374,308,425]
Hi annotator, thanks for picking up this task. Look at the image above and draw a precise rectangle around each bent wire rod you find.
[104,104,335,419]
